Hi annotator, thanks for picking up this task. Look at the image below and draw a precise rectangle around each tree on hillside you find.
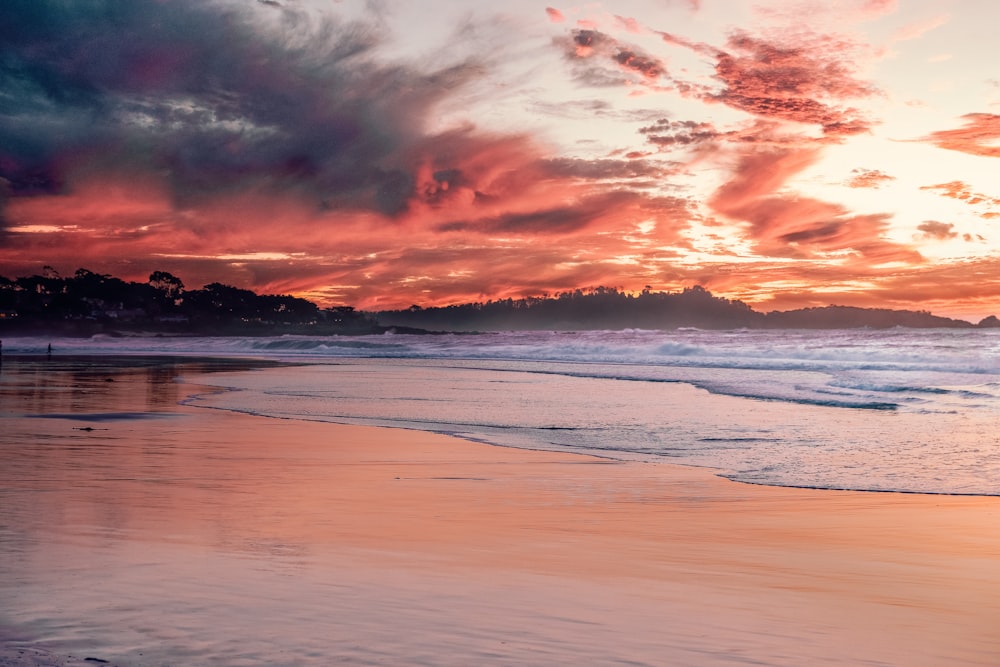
[149,271,185,303]
[258,293,319,324]
[182,283,260,323]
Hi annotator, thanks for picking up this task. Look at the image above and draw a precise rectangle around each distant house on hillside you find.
[104,307,148,321]
[155,314,190,324]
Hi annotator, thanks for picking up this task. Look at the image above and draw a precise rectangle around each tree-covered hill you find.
[375,285,987,331]
[0,267,379,335]
[1,268,995,335]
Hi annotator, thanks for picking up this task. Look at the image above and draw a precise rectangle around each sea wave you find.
[5,328,1000,413]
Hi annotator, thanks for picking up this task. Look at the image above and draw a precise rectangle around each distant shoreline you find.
[4,271,997,336]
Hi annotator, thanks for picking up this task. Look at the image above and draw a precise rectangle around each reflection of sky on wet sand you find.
[0,356,267,417]
[2,357,1000,666]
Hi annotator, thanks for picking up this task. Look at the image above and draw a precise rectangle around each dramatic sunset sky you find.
[1,0,998,318]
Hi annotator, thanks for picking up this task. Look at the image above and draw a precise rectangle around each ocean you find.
[4,329,1000,666]
[6,327,1000,495]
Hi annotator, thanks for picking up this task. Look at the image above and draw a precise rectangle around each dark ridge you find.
[1,268,994,335]
[374,285,983,332]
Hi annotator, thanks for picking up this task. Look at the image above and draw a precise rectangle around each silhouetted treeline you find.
[377,286,761,330]
[376,285,997,331]
[2,268,997,335]
[761,305,978,329]
[0,267,382,335]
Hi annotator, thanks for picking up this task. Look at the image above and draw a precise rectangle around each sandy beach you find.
[2,356,1000,666]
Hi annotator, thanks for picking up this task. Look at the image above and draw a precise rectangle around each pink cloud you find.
[653,26,879,136]
[614,15,643,34]
[861,0,898,17]
[891,13,950,42]
[545,7,564,23]
[846,168,895,188]
[561,18,877,136]
[710,146,822,215]
[710,31,877,135]
[708,145,920,264]
[920,180,1000,219]
[657,30,715,55]
[921,114,1000,158]
[917,220,957,240]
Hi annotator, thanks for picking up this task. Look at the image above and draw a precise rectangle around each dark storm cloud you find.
[0,0,482,217]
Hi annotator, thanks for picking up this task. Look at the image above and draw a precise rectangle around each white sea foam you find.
[8,328,1000,407]
[9,328,1000,494]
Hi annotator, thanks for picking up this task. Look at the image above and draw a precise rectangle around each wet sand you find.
[2,356,1000,665]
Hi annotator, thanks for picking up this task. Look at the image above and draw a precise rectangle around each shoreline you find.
[3,355,1000,665]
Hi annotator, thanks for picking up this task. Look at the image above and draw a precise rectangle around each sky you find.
[1,0,999,319]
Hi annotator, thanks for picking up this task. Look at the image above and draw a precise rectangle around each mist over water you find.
[11,328,997,494]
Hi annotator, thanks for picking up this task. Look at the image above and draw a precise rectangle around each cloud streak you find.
[707,143,920,264]
[921,114,1000,158]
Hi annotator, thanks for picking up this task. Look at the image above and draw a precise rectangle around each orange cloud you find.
[694,253,1000,321]
[920,181,1000,218]
[561,19,878,136]
[710,31,877,135]
[921,114,1000,158]
[709,145,920,264]
[655,25,880,136]
[846,168,895,188]
[916,220,957,240]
